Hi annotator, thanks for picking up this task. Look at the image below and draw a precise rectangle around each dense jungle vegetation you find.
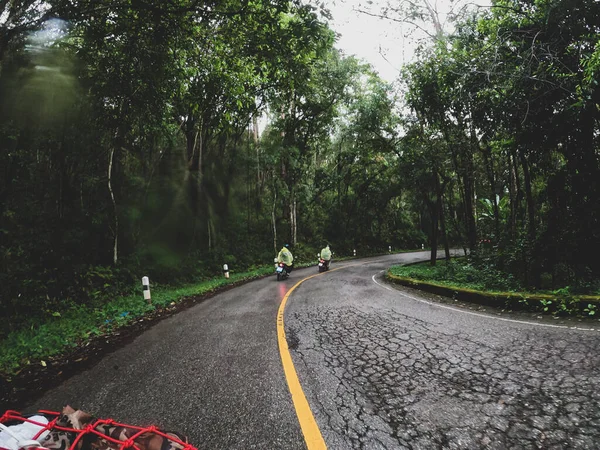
[2,0,600,336]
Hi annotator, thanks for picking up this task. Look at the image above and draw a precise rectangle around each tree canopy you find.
[2,0,599,334]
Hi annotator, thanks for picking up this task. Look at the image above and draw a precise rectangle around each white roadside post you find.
[389,245,392,253]
[142,276,151,304]
[353,249,356,257]
[422,243,425,250]
[223,264,230,279]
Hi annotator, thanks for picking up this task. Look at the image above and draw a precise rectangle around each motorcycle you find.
[317,254,331,273]
[275,258,290,281]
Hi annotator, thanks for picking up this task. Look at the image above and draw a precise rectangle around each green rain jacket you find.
[320,246,332,261]
[278,247,294,265]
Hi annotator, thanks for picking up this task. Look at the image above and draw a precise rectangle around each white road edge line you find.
[371,271,599,332]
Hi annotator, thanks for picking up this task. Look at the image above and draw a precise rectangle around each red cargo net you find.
[0,410,197,450]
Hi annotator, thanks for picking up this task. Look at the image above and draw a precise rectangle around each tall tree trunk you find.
[429,198,439,266]
[511,145,528,285]
[253,115,261,201]
[447,189,468,255]
[507,150,518,238]
[337,151,342,210]
[439,197,450,261]
[519,147,538,287]
[428,166,440,266]
[107,98,125,266]
[272,188,277,254]
[519,149,535,243]
[189,122,207,239]
[252,115,259,144]
[108,145,118,265]
[435,173,450,261]
[463,168,477,250]
[246,126,251,233]
[439,117,474,250]
[464,124,479,251]
[186,128,198,169]
[482,143,501,239]
[289,190,297,246]
[510,147,522,225]
[207,216,212,250]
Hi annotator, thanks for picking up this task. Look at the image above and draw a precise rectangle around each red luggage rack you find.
[0,410,197,450]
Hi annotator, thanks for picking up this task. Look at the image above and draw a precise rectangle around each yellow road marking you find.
[277,264,358,450]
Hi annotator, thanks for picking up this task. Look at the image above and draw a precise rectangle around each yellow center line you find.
[277,263,360,450]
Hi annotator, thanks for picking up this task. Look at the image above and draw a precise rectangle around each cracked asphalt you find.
[286,256,600,449]
[20,251,600,449]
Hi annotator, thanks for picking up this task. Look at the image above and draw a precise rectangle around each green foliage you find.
[390,260,521,293]
[0,1,374,333]
[0,265,274,376]
[400,0,600,286]
[390,261,600,317]
[2,0,600,368]
[584,304,597,316]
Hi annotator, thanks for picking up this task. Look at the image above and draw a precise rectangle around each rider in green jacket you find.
[277,244,294,273]
[320,244,332,269]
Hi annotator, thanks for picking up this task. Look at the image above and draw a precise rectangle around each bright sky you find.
[268,0,491,131]
[326,0,409,83]
[324,0,489,83]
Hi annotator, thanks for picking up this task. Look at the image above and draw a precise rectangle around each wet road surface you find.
[24,252,600,449]
[286,257,600,449]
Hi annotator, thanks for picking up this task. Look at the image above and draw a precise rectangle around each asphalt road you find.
[286,255,600,449]
[24,252,600,449]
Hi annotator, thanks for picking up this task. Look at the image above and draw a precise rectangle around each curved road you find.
[25,252,600,449]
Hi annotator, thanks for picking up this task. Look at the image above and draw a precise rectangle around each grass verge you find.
[387,262,600,317]
[0,248,422,380]
[0,266,277,378]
